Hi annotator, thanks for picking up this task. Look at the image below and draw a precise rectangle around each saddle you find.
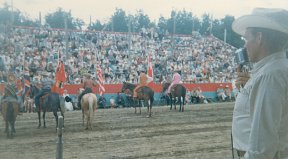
[171,84,182,92]
[39,92,50,103]
[0,97,19,112]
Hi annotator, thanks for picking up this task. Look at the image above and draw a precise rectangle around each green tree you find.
[45,8,78,29]
[89,20,104,31]
[135,10,150,32]
[0,3,38,27]
[199,13,212,35]
[109,8,128,32]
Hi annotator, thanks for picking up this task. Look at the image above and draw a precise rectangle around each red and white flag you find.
[147,53,154,84]
[96,64,105,96]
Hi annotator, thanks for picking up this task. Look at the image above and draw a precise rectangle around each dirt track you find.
[0,102,234,159]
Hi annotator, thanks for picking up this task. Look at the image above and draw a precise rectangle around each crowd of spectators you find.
[0,25,238,85]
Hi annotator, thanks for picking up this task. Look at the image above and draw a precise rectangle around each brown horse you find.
[1,98,19,138]
[121,82,154,117]
[30,85,65,129]
[162,82,186,112]
[81,93,97,130]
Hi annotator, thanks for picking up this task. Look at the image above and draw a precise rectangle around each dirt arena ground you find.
[0,102,235,159]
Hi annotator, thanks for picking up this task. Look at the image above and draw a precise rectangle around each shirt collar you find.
[251,51,286,74]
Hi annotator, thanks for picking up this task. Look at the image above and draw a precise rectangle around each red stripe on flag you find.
[96,64,105,96]
[147,53,153,84]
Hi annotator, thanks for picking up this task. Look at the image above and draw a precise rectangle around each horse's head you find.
[121,82,127,93]
[121,82,136,93]
[162,82,171,92]
[30,85,40,98]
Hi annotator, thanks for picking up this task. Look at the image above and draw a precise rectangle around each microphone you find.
[234,48,250,88]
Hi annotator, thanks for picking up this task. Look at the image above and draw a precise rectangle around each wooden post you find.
[56,116,64,159]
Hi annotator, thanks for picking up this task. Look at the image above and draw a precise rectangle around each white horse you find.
[81,93,97,130]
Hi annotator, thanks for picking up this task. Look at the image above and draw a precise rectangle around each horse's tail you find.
[88,95,94,119]
[7,102,15,123]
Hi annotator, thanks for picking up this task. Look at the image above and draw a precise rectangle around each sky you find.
[1,0,288,24]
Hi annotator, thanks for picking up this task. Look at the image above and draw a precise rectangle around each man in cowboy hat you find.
[0,72,19,112]
[133,69,153,98]
[2,73,18,99]
[232,8,288,158]
[77,72,97,109]
[34,72,54,109]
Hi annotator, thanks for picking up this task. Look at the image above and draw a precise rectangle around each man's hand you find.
[235,65,250,89]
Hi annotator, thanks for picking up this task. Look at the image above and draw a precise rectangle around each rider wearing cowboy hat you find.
[0,72,19,112]
[133,69,153,98]
[2,73,18,100]
[34,72,54,109]
[77,72,97,109]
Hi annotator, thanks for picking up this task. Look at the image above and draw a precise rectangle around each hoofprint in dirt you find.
[0,102,234,159]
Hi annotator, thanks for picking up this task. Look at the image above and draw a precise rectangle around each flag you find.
[23,75,31,96]
[52,61,66,95]
[15,78,23,96]
[147,53,154,84]
[96,64,105,96]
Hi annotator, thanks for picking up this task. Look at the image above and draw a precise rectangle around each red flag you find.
[96,64,105,96]
[52,62,66,95]
[147,53,154,84]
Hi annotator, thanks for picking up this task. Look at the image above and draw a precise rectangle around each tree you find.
[109,8,128,32]
[89,20,104,31]
[0,3,38,27]
[135,10,150,32]
[199,13,212,35]
[45,8,79,29]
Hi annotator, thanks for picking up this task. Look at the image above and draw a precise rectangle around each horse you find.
[162,82,186,112]
[121,82,154,117]
[0,98,19,138]
[81,93,97,130]
[30,85,65,129]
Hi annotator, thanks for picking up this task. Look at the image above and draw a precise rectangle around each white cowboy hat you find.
[232,8,288,36]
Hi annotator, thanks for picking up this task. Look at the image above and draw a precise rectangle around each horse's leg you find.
[82,109,85,126]
[179,96,182,112]
[148,99,152,117]
[5,119,8,134]
[53,110,58,130]
[37,108,41,128]
[12,106,17,134]
[182,96,185,112]
[139,100,142,115]
[168,94,172,110]
[174,97,177,110]
[43,110,46,128]
[85,112,89,130]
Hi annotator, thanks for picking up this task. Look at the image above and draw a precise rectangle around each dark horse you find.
[30,85,65,129]
[0,98,19,138]
[121,82,154,117]
[162,82,186,112]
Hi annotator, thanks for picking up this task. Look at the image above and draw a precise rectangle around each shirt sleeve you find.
[244,74,284,159]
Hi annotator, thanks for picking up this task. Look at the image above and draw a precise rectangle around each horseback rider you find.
[167,69,182,95]
[34,72,54,109]
[0,73,19,112]
[1,73,18,100]
[133,70,153,98]
[77,72,97,109]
